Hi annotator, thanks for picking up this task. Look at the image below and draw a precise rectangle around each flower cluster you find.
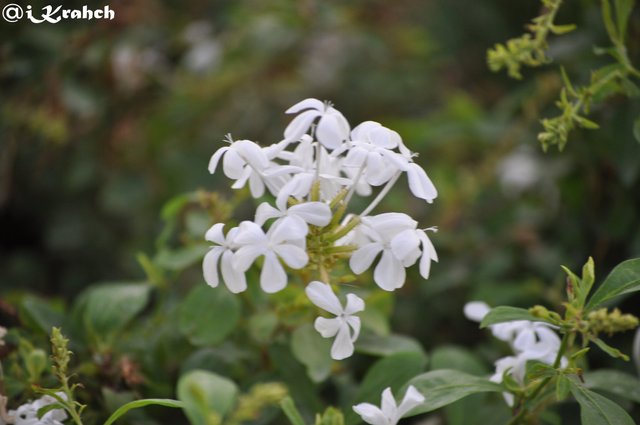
[204,98,438,359]
[1,393,67,425]
[464,301,566,406]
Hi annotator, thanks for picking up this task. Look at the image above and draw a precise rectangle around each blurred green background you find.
[1,0,640,422]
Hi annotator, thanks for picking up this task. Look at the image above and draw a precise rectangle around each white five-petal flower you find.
[284,98,350,150]
[233,221,308,293]
[255,201,332,237]
[305,281,364,360]
[353,385,424,425]
[203,223,247,293]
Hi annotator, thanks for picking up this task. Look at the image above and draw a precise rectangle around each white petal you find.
[285,98,324,114]
[273,243,308,269]
[314,316,341,338]
[406,163,437,203]
[222,149,245,179]
[276,173,314,210]
[208,146,229,174]
[255,202,283,226]
[305,281,343,315]
[380,387,398,420]
[205,223,226,244]
[331,322,355,360]
[365,152,393,186]
[234,221,268,246]
[417,229,438,279]
[234,139,270,171]
[352,403,387,425]
[202,248,223,287]
[344,294,365,315]
[220,250,247,293]
[248,172,266,198]
[317,114,347,150]
[260,252,287,293]
[463,301,491,322]
[284,109,320,142]
[396,385,425,418]
[233,245,265,271]
[369,126,400,149]
[349,243,383,274]
[346,315,361,342]
[351,121,381,142]
[289,202,332,227]
[390,229,420,262]
[268,217,308,243]
[374,250,405,291]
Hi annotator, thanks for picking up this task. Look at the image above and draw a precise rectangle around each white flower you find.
[284,98,350,149]
[208,139,286,198]
[203,223,247,293]
[305,281,364,360]
[0,326,6,346]
[9,393,67,425]
[255,201,332,237]
[353,385,424,425]
[233,221,308,293]
[349,213,437,291]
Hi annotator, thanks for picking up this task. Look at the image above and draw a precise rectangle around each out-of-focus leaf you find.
[177,370,238,424]
[280,397,306,425]
[430,345,488,375]
[355,332,425,357]
[570,379,635,425]
[103,398,184,425]
[20,296,64,334]
[155,244,210,271]
[178,285,240,347]
[584,370,640,402]
[290,323,332,383]
[248,311,278,344]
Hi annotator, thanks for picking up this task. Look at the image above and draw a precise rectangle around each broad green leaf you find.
[290,323,333,383]
[480,306,545,328]
[585,258,640,310]
[405,369,503,415]
[556,374,571,401]
[103,398,184,425]
[178,285,240,346]
[155,244,210,271]
[280,397,306,425]
[569,380,635,425]
[177,370,238,424]
[82,282,151,345]
[355,332,425,357]
[248,311,278,344]
[20,296,65,334]
[430,346,488,375]
[584,370,640,403]
[345,351,427,425]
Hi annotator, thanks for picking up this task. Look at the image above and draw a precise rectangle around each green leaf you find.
[430,346,488,375]
[602,0,620,43]
[178,285,240,346]
[480,306,546,328]
[345,351,427,425]
[103,399,184,425]
[633,117,640,143]
[592,338,630,360]
[280,397,306,425]
[155,244,210,271]
[585,258,640,310]
[556,375,571,401]
[569,380,635,425]
[405,369,503,415]
[81,282,151,345]
[584,370,640,403]
[177,370,238,424]
[290,323,333,383]
[355,332,426,357]
[248,311,278,344]
[614,0,635,40]
[20,296,65,335]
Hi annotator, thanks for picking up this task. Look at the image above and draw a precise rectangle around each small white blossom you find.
[305,281,364,360]
[203,223,247,293]
[255,201,332,237]
[349,213,438,291]
[8,393,67,425]
[233,221,308,293]
[284,98,350,149]
[353,385,424,425]
[0,326,6,346]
